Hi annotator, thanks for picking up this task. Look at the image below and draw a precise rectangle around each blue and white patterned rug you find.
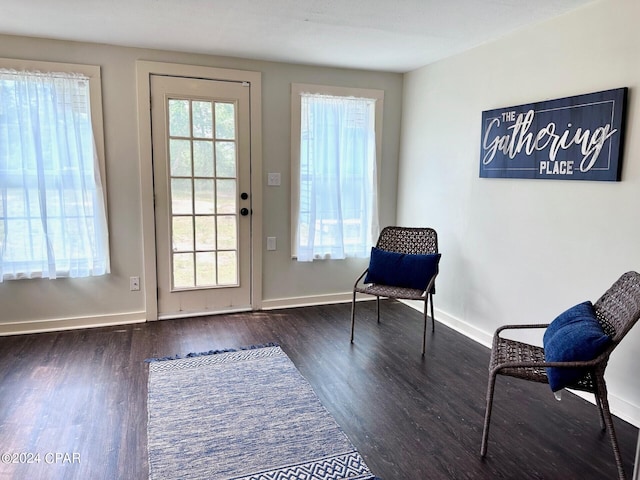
[147,345,379,480]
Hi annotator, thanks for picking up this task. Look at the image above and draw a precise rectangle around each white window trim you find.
[290,83,384,259]
[0,57,108,209]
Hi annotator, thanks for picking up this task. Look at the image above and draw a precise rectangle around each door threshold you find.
[156,306,253,321]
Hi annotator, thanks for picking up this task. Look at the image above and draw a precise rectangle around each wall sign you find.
[479,88,627,181]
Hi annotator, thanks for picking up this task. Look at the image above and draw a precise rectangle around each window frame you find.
[290,83,384,259]
[0,57,108,279]
[0,56,107,209]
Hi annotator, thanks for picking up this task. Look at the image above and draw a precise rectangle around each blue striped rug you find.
[147,345,379,480]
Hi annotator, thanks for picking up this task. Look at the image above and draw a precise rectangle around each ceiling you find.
[1,0,594,73]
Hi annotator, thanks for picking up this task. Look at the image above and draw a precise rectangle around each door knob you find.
[240,207,249,216]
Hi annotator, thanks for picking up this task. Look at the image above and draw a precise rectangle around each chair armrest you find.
[353,269,369,289]
[424,270,439,295]
[494,356,605,372]
[495,323,550,338]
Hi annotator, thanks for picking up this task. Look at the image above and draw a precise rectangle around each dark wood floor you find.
[0,300,637,479]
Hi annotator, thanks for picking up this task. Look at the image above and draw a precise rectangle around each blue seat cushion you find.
[364,247,440,292]
[543,301,611,392]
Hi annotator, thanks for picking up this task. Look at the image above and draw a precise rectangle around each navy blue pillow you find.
[543,301,611,392]
[363,247,440,291]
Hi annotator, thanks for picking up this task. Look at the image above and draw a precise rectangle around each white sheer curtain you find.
[0,69,110,281]
[296,93,378,262]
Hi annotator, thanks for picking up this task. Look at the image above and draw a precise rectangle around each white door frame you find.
[136,61,263,321]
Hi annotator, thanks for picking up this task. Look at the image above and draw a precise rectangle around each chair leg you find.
[430,292,435,332]
[422,297,428,356]
[595,376,627,480]
[350,291,357,343]
[481,371,498,457]
[595,389,606,431]
[376,296,381,323]
[634,431,640,480]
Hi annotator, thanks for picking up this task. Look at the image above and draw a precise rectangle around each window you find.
[166,97,239,289]
[291,84,383,261]
[0,58,109,281]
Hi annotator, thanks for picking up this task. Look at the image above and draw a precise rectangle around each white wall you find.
[398,0,640,424]
[0,34,403,332]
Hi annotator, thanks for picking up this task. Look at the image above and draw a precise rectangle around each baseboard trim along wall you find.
[0,311,146,336]
[261,292,376,310]
[266,293,640,428]
[3,292,637,428]
[399,299,494,348]
[398,299,640,429]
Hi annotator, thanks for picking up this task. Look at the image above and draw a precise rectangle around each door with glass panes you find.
[151,75,251,318]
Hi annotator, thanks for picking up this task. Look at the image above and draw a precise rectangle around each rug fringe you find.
[144,342,279,363]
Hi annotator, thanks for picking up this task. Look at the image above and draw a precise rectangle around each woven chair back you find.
[376,227,438,255]
[594,271,640,343]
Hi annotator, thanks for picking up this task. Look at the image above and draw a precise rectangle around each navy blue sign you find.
[480,88,627,181]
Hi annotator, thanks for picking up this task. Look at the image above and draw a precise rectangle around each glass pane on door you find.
[167,98,239,289]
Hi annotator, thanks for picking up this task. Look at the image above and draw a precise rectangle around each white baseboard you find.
[4,292,638,427]
[261,292,375,310]
[0,311,146,336]
[399,299,494,348]
[570,390,640,427]
[398,299,640,428]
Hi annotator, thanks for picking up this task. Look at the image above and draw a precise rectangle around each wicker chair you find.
[480,271,640,480]
[350,226,439,355]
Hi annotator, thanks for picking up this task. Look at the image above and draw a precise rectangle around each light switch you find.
[266,237,276,251]
[267,173,281,186]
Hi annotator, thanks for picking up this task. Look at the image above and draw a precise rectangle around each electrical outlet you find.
[267,237,276,251]
[130,276,140,291]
